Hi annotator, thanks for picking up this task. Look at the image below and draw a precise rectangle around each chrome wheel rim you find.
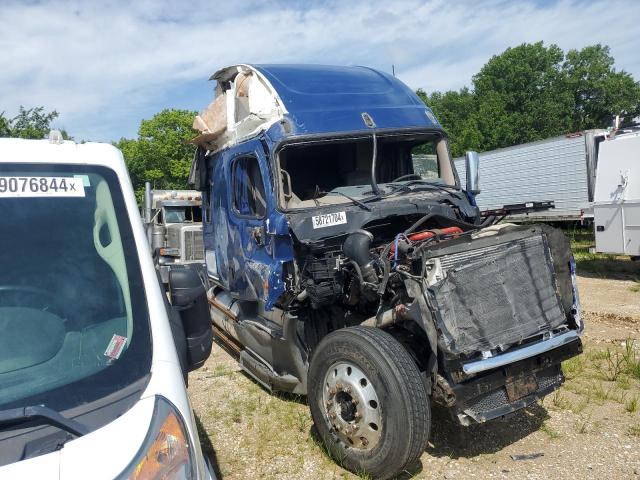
[321,362,382,450]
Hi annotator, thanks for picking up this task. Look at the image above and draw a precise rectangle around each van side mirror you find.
[465,151,480,195]
[168,267,213,372]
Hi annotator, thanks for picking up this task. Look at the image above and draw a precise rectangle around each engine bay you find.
[292,212,580,364]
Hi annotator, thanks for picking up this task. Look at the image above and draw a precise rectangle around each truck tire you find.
[308,326,430,479]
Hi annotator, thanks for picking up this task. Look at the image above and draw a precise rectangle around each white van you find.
[0,135,215,479]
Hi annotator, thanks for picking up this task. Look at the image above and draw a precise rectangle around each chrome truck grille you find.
[183,228,204,261]
[428,233,567,357]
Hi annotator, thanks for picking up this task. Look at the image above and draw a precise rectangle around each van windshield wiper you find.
[320,191,372,211]
[0,405,89,437]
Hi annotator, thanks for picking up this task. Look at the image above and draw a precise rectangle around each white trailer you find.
[454,130,606,222]
[594,129,640,258]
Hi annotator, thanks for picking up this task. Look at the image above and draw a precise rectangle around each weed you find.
[629,278,640,293]
[562,356,585,380]
[540,421,560,439]
[575,417,591,434]
[570,397,590,414]
[551,391,572,410]
[587,348,610,362]
[616,375,631,390]
[622,339,640,380]
[600,348,626,381]
[294,410,309,433]
[590,382,613,404]
[629,424,640,437]
[626,397,638,413]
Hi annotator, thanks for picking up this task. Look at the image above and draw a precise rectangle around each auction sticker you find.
[0,176,85,197]
[312,211,347,229]
[104,334,127,360]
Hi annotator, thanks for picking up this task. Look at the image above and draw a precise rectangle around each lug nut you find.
[329,412,336,419]
[354,412,361,420]
[362,438,369,447]
[336,383,344,390]
[328,387,337,396]
[352,398,359,405]
[344,386,351,394]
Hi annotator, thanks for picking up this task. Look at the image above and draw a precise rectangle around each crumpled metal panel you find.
[430,234,566,356]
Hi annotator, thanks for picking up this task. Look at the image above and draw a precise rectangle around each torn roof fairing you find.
[200,64,441,150]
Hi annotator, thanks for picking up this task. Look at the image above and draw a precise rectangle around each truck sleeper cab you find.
[0,136,214,479]
[190,64,583,480]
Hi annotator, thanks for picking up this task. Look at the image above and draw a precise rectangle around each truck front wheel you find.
[308,326,431,479]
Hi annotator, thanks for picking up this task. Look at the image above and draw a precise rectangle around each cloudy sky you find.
[1,0,639,142]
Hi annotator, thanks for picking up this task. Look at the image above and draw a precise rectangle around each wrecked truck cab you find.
[191,64,583,479]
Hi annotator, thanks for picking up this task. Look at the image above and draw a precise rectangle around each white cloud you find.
[1,0,638,141]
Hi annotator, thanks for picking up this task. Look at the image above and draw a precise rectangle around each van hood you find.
[0,396,154,479]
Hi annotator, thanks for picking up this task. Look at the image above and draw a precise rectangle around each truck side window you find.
[232,155,267,217]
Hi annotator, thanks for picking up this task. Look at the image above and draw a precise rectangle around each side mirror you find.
[465,151,480,195]
[168,267,213,372]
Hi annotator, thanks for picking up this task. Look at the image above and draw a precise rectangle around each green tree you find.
[419,42,640,155]
[0,112,10,137]
[116,108,197,199]
[418,87,483,157]
[564,44,640,129]
[8,106,69,139]
[472,42,574,150]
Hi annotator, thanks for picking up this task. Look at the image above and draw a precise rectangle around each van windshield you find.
[277,133,457,209]
[0,164,151,413]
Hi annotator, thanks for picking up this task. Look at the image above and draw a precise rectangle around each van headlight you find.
[120,396,196,480]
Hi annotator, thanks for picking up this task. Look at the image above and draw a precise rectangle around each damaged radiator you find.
[428,233,567,356]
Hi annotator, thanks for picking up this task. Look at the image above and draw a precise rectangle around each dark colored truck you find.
[189,64,584,479]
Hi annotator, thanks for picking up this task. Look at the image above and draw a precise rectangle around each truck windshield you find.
[0,164,151,414]
[277,133,457,209]
[163,205,202,223]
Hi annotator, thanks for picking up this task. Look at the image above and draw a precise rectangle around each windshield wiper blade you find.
[385,180,458,196]
[321,191,372,211]
[0,405,89,437]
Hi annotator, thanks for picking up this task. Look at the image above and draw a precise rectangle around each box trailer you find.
[454,130,606,221]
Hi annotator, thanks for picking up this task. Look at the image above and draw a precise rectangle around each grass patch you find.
[540,421,560,439]
[595,347,627,381]
[629,424,640,437]
[565,227,640,277]
[623,339,640,380]
[562,356,585,380]
[626,397,638,413]
[616,375,631,390]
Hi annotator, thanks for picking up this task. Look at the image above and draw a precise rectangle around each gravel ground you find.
[189,275,640,479]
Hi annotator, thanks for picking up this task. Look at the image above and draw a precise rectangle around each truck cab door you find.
[224,139,277,302]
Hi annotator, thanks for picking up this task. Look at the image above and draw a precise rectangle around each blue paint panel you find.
[254,64,439,138]
[207,136,294,310]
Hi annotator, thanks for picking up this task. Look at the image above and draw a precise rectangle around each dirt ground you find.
[189,274,640,479]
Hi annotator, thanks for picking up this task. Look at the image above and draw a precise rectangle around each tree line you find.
[419,42,640,157]
[5,42,639,195]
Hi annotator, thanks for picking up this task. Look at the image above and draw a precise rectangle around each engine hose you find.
[347,260,365,285]
[404,212,491,236]
[377,242,393,296]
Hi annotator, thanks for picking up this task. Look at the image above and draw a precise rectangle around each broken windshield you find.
[277,133,457,209]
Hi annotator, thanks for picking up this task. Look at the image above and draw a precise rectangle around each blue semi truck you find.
[189,64,584,479]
